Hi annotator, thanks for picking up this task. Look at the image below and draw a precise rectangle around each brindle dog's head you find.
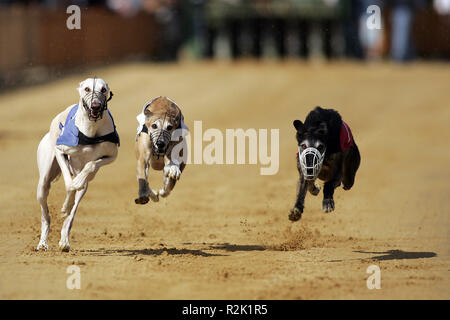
[293,119,327,180]
[144,97,182,156]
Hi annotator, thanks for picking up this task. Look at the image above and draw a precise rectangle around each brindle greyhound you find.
[135,96,188,205]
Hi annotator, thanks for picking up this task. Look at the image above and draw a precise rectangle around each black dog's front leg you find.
[289,173,308,221]
[321,154,343,213]
[323,173,342,213]
[322,181,335,213]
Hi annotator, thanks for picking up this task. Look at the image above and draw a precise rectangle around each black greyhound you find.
[289,106,361,221]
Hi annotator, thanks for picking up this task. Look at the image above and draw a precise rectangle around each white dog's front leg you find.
[71,155,116,191]
[61,190,75,217]
[70,161,96,191]
[55,149,74,191]
[37,201,50,251]
[59,184,88,252]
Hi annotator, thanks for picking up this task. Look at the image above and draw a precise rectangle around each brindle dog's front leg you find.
[159,161,186,198]
[135,133,158,204]
[158,140,186,198]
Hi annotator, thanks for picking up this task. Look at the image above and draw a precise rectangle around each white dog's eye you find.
[151,124,158,129]
[101,87,106,93]
[84,87,90,92]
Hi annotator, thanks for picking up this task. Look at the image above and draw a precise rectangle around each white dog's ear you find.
[107,91,114,102]
[77,81,84,97]
[102,81,114,101]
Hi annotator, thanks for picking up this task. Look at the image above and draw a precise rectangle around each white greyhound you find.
[36,78,119,252]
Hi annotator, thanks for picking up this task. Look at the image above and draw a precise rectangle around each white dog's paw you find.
[165,165,181,180]
[58,239,70,252]
[61,210,69,218]
[36,240,48,251]
[61,204,70,217]
[70,174,86,191]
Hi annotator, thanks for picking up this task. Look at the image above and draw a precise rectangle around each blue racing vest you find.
[56,104,120,147]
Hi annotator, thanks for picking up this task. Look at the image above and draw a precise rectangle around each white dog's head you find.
[77,78,113,121]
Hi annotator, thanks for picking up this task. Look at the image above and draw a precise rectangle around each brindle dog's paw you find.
[149,190,159,202]
[158,189,170,198]
[135,196,149,205]
[288,207,303,221]
[322,199,335,213]
[164,165,181,180]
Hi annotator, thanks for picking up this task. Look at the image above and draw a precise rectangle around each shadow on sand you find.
[81,247,225,257]
[328,249,437,263]
[354,249,437,261]
[206,243,266,252]
[82,242,267,257]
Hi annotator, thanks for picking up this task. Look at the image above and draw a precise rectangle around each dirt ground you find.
[0,61,448,299]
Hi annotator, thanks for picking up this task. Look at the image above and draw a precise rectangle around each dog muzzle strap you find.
[82,91,112,121]
[298,147,325,180]
[150,129,171,157]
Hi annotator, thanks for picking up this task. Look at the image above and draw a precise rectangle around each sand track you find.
[0,61,449,299]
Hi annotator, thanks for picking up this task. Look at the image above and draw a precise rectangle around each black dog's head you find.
[293,119,328,179]
[293,119,327,154]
